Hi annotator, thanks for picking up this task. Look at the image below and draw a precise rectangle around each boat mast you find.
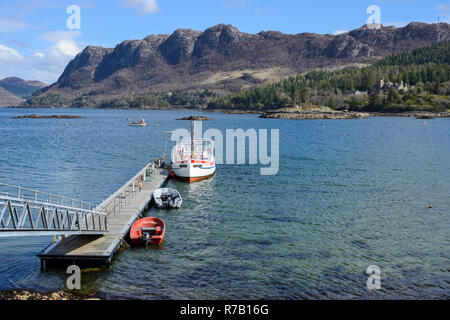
[191,120,194,160]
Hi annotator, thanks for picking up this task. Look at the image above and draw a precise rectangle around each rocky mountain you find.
[26,22,450,108]
[0,87,24,106]
[0,77,47,99]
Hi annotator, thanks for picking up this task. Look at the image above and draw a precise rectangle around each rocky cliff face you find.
[27,22,450,108]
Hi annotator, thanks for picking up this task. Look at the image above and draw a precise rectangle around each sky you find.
[0,0,448,83]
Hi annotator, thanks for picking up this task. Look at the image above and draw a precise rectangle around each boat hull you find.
[175,172,215,183]
[130,217,165,246]
[172,161,216,183]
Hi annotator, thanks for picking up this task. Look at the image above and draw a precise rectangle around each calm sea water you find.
[0,107,449,299]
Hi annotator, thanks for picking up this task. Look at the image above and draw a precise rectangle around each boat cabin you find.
[172,139,214,162]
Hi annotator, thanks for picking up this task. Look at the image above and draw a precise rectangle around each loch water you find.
[0,108,449,299]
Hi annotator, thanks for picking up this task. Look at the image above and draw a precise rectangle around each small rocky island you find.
[176,116,211,121]
[13,114,84,119]
[259,106,369,120]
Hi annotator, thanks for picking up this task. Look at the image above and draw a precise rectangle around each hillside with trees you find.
[207,42,450,113]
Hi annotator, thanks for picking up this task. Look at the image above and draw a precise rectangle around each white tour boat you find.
[171,137,216,183]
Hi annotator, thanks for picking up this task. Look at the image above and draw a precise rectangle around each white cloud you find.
[0,44,24,62]
[0,17,27,33]
[125,0,160,15]
[0,31,82,83]
[39,31,82,61]
[43,38,80,58]
[333,30,347,35]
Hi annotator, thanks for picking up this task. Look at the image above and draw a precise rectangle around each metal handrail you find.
[97,163,156,217]
[0,195,107,216]
[0,195,109,237]
[0,162,158,230]
[0,182,106,213]
[0,162,161,237]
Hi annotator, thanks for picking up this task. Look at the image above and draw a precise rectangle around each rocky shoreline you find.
[369,111,450,119]
[259,110,369,120]
[0,289,99,300]
[258,109,450,120]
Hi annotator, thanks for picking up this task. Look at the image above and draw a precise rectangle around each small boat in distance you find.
[153,188,182,209]
[128,118,147,126]
[130,217,165,246]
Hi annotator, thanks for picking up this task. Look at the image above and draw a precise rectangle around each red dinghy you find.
[130,217,165,246]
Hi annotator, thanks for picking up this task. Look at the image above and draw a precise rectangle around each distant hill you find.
[0,77,47,99]
[207,42,450,113]
[0,87,24,106]
[24,22,450,109]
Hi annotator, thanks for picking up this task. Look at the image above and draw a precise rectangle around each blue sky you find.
[0,0,448,83]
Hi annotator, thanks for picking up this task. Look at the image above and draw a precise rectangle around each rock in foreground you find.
[0,289,98,300]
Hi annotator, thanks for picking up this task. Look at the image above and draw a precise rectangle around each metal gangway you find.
[0,183,108,237]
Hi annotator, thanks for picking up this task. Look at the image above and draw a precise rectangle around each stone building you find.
[370,79,409,95]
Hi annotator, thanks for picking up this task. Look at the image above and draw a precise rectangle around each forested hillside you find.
[207,42,450,112]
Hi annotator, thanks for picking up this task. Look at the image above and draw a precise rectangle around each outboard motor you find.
[166,197,174,208]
